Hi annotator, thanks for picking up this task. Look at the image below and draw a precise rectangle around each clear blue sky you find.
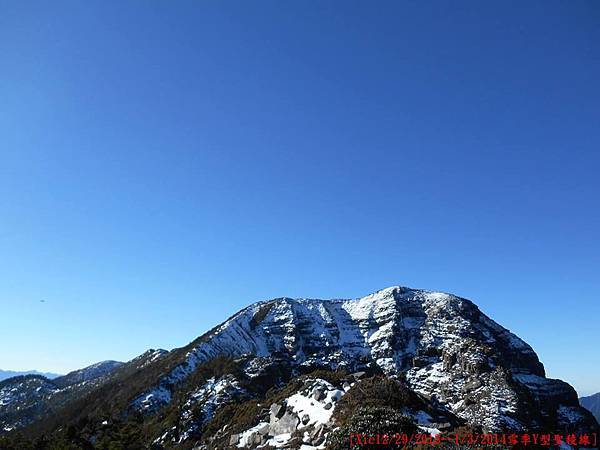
[1,1,598,395]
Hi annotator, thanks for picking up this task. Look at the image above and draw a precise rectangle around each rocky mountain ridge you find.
[0,286,597,449]
[134,287,590,433]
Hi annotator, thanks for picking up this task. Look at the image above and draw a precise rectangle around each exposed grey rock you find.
[270,411,299,435]
[431,422,452,431]
[270,402,285,420]
[229,433,240,445]
[351,371,366,381]
[309,424,326,446]
[256,422,269,435]
[250,432,263,445]
[312,387,325,401]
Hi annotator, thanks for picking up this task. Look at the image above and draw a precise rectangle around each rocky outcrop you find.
[230,378,345,448]
[228,375,460,449]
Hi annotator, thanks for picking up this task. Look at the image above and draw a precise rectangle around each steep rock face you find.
[134,287,595,434]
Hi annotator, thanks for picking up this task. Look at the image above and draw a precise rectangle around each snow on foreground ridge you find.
[231,377,447,449]
[235,379,343,449]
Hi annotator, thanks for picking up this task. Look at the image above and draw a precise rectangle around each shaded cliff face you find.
[581,393,600,422]
[134,287,595,434]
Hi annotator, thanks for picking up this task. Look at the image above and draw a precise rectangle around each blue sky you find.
[1,1,598,395]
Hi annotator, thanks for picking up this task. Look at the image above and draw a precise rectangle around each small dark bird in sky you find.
[40,299,45,303]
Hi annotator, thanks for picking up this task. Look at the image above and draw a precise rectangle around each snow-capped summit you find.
[1,286,597,449]
[133,286,591,433]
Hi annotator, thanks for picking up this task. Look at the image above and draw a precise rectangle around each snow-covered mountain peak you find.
[2,286,597,448]
[130,286,587,433]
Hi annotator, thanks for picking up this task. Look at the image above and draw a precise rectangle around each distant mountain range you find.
[0,286,598,449]
[0,370,61,381]
[0,360,124,434]
[580,392,600,422]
